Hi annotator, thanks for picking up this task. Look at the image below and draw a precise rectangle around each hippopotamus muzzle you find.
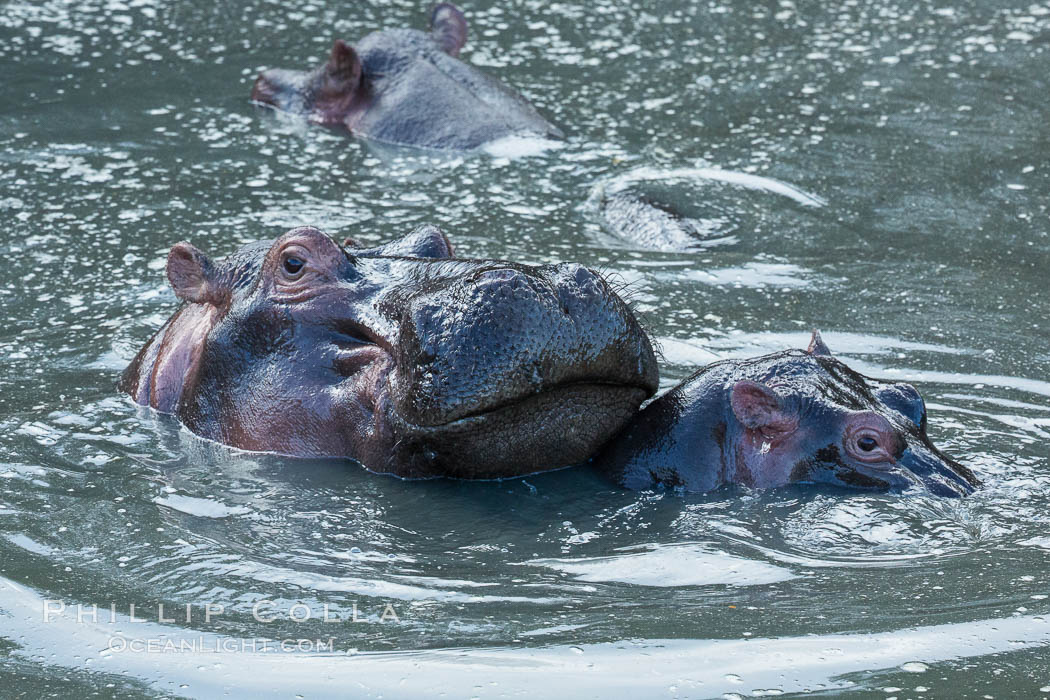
[893,444,977,497]
[380,259,656,476]
[121,225,658,479]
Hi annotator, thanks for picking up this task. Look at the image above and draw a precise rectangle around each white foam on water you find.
[523,544,799,587]
[659,330,971,362]
[482,134,564,159]
[603,165,828,208]
[4,534,55,556]
[519,623,591,637]
[153,494,251,519]
[845,361,1050,399]
[658,331,1050,399]
[678,262,814,289]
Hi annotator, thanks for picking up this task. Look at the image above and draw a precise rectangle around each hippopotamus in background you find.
[120,226,657,479]
[596,332,980,497]
[588,167,827,252]
[250,3,563,150]
[594,186,737,252]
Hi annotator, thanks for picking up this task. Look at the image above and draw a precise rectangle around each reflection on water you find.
[2,0,1050,696]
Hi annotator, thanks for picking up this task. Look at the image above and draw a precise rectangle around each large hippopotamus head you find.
[121,226,657,479]
[250,3,562,150]
[597,333,979,497]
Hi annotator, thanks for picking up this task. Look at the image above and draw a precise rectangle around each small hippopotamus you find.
[596,332,979,497]
[120,226,657,479]
[250,3,562,150]
[595,187,736,252]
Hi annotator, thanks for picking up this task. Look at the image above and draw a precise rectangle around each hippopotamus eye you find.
[844,423,897,465]
[283,256,305,276]
[857,436,879,452]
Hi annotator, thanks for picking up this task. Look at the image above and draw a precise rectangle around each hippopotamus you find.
[250,3,563,150]
[120,226,657,479]
[594,186,736,252]
[596,332,980,497]
[589,168,827,252]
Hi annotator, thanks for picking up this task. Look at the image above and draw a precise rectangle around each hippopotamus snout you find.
[895,443,978,497]
[369,258,656,478]
[392,261,657,428]
[251,68,310,114]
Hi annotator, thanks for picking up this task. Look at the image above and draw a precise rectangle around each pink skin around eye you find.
[270,243,326,303]
[843,413,900,466]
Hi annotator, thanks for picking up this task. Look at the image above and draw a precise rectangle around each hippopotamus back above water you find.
[250,3,563,150]
[121,226,657,478]
[597,332,980,497]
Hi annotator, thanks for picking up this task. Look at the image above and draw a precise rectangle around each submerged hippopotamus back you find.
[597,332,980,497]
[121,226,657,479]
[250,3,562,150]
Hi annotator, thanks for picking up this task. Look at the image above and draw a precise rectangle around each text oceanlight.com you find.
[105,637,345,654]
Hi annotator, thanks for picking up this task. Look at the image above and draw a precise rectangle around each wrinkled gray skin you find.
[120,226,657,479]
[596,332,980,497]
[250,3,562,150]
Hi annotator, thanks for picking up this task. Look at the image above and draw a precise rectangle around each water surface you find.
[1,0,1049,697]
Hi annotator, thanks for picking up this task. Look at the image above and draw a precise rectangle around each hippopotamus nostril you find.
[472,268,527,284]
[469,268,539,301]
[547,263,607,319]
[549,263,602,297]
[571,264,600,290]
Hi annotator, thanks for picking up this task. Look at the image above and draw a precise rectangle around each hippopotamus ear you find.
[326,39,362,88]
[877,383,927,430]
[730,381,796,432]
[167,242,227,305]
[350,225,455,260]
[429,3,468,57]
[807,330,833,357]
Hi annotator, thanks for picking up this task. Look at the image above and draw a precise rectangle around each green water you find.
[1,0,1049,697]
